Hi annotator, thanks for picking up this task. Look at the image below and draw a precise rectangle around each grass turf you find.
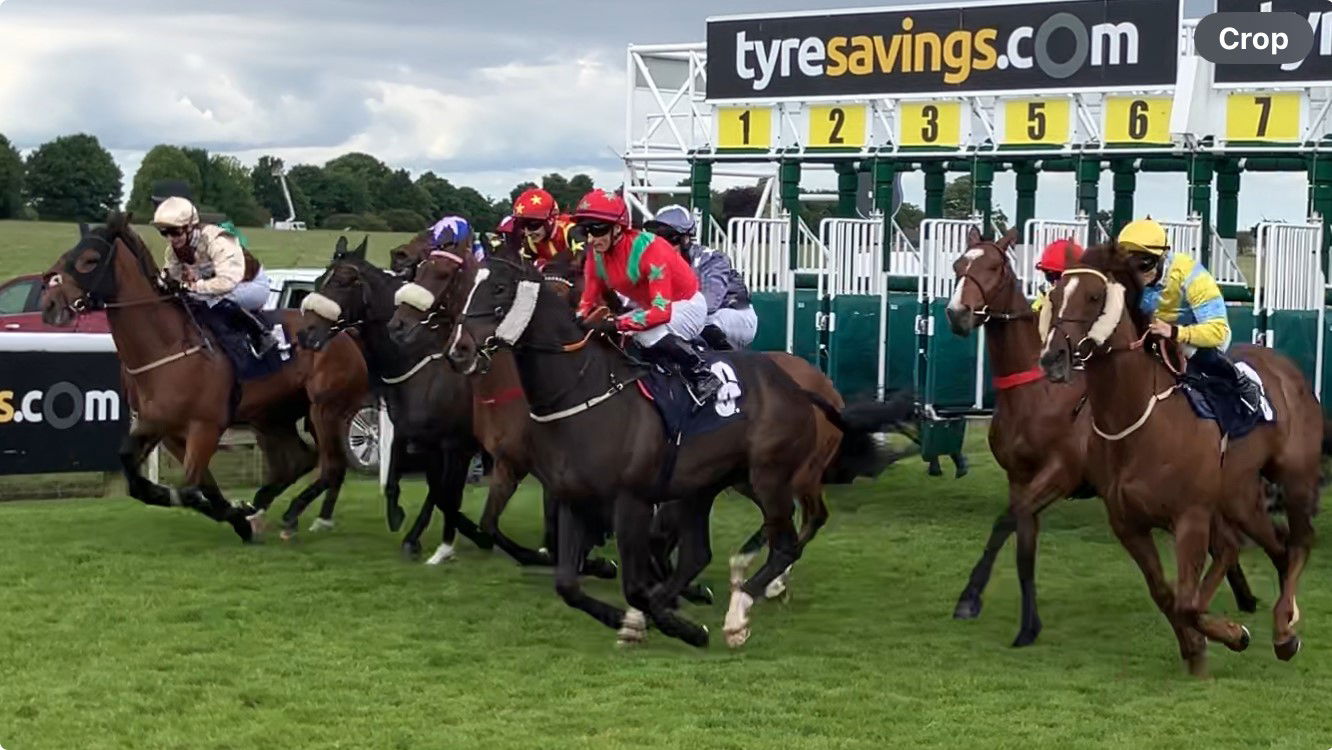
[1,436,1330,749]
[0,219,417,280]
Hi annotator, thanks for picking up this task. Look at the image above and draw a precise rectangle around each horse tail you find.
[803,388,918,485]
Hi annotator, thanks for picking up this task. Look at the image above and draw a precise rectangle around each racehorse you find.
[944,227,1257,647]
[401,249,913,648]
[1040,242,1323,675]
[39,212,368,541]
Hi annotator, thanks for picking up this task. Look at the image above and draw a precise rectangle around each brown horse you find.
[945,227,1256,647]
[39,213,368,541]
[1039,242,1322,675]
[394,248,912,648]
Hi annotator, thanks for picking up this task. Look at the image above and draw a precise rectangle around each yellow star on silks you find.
[652,292,669,310]
[516,204,527,214]
[631,309,648,325]
[648,263,665,281]
[570,236,586,254]
[529,195,544,205]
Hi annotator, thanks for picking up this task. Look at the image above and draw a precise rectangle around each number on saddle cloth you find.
[639,354,745,441]
[188,300,293,382]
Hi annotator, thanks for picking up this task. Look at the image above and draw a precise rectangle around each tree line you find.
[1,131,966,235]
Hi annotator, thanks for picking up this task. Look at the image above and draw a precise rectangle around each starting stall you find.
[623,0,1332,473]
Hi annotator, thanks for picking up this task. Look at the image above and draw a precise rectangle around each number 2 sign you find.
[807,104,867,149]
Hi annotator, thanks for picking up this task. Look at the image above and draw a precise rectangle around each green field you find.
[0,219,418,279]
[2,437,1331,749]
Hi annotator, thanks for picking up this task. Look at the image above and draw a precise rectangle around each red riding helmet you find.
[572,189,630,227]
[1036,238,1084,273]
[513,188,558,222]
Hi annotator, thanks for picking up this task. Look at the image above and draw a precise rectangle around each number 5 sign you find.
[1001,98,1071,146]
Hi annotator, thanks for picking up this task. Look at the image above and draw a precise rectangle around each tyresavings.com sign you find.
[705,0,1179,100]
[0,351,127,475]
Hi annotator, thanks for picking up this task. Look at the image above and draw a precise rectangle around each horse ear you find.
[1064,241,1079,269]
[967,227,982,246]
[355,236,368,259]
[78,222,90,239]
[334,236,348,258]
[999,227,1019,249]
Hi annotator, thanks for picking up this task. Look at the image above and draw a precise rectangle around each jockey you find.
[512,187,576,268]
[427,214,485,262]
[573,189,723,402]
[1031,238,1083,312]
[1118,218,1262,412]
[152,197,276,356]
[643,204,756,351]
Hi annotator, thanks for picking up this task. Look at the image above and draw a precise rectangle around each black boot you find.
[699,323,733,351]
[218,300,277,357]
[648,334,723,403]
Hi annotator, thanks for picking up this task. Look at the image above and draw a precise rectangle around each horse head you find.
[298,235,388,351]
[388,230,436,280]
[945,226,1022,337]
[41,212,160,326]
[387,241,480,351]
[442,252,545,376]
[1038,242,1146,383]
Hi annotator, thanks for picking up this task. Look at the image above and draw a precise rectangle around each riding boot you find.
[217,299,277,357]
[648,333,723,403]
[699,323,733,351]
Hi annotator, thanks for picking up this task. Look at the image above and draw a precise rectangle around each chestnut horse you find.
[945,227,1256,647]
[39,213,368,541]
[1040,243,1322,676]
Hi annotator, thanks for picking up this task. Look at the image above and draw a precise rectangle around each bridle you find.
[51,232,177,315]
[956,243,1034,324]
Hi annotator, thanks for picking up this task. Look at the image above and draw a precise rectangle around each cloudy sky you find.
[0,0,1305,225]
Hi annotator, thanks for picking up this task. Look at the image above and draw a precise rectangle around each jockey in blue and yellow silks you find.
[1118,218,1261,412]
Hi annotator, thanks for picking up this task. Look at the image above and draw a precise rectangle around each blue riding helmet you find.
[645,204,696,235]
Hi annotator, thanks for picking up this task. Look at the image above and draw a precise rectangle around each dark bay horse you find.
[296,237,493,562]
[402,251,912,648]
[1040,243,1323,676]
[944,227,1256,647]
[39,213,368,541]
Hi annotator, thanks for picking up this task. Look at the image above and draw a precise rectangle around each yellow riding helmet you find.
[1117,218,1169,256]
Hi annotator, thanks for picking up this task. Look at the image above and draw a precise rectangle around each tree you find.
[289,165,371,225]
[943,175,1009,228]
[453,186,503,230]
[893,202,925,231]
[568,173,595,202]
[324,153,391,210]
[24,133,122,221]
[181,147,211,205]
[0,133,24,219]
[206,155,268,226]
[251,155,312,224]
[376,169,435,219]
[719,185,763,226]
[127,145,203,218]
[416,172,458,218]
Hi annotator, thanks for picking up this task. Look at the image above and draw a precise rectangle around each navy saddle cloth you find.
[638,351,746,442]
[188,302,296,382]
[1179,362,1274,441]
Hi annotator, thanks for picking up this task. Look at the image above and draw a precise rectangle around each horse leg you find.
[1227,478,1303,660]
[1173,507,1249,655]
[249,420,315,521]
[118,432,175,507]
[178,421,253,543]
[1011,476,1066,648]
[1111,517,1208,676]
[617,494,708,648]
[1210,514,1258,613]
[277,404,349,535]
[552,502,627,634]
[953,509,1016,620]
[649,494,717,612]
[443,450,492,551]
[383,436,407,532]
[480,461,548,566]
[726,473,800,649]
[400,451,439,559]
[1270,470,1317,661]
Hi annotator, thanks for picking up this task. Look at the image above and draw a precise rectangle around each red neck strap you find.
[993,367,1045,391]
[477,386,523,407]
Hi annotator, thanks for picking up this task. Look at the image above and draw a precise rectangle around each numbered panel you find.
[807,103,868,149]
[715,106,773,150]
[897,101,964,148]
[1226,92,1302,143]
[1001,98,1071,146]
[1103,96,1173,145]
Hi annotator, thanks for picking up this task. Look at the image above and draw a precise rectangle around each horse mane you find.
[1075,241,1148,335]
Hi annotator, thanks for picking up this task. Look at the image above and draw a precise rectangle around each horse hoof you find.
[1237,597,1259,614]
[229,512,255,544]
[764,577,789,601]
[953,597,982,620]
[309,517,335,533]
[247,508,267,535]
[682,584,714,606]
[1011,620,1042,648]
[279,528,296,542]
[583,558,618,580]
[386,507,405,533]
[1231,626,1252,653]
[616,609,647,647]
[1275,635,1302,661]
[425,543,456,566]
[401,542,422,559]
[724,627,750,649]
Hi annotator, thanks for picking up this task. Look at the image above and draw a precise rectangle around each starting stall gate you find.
[1254,219,1326,399]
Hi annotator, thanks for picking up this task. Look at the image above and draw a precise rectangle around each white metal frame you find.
[1253,218,1326,399]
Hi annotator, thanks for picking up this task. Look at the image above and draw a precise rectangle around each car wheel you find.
[344,404,380,475]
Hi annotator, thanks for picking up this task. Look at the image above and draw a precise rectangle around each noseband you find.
[957,246,1033,324]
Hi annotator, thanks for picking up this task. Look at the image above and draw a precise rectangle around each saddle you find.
[631,343,745,443]
[1155,341,1275,441]
[186,300,295,382]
